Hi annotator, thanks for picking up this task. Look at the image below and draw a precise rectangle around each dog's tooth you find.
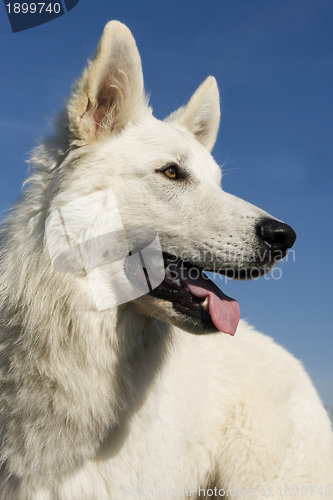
[174,278,181,287]
[201,297,209,312]
[165,267,172,279]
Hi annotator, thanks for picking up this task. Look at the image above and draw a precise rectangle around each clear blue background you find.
[0,0,332,405]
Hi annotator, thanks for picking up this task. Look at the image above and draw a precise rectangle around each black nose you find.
[257,218,296,253]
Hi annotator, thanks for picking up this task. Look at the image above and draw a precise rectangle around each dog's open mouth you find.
[149,254,240,336]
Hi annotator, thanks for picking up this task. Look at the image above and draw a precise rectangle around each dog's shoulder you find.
[170,319,321,416]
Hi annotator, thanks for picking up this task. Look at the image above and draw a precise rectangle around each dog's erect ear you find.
[166,76,220,152]
[67,21,145,144]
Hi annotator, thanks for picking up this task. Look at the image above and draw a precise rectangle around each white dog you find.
[0,21,332,499]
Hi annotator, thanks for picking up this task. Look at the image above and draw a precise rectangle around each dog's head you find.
[45,21,296,335]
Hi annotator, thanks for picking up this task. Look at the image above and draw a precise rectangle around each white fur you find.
[0,21,332,499]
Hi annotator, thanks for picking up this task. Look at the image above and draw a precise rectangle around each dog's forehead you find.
[123,116,222,183]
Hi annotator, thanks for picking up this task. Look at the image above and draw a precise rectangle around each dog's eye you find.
[162,165,178,180]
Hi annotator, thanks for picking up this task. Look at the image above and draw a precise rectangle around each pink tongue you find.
[181,270,240,336]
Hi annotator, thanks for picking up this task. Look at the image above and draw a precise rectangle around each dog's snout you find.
[257,218,296,252]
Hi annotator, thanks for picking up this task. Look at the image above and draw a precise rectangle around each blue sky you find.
[0,0,332,405]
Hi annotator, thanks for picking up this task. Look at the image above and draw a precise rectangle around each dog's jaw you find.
[131,253,240,336]
[133,293,220,335]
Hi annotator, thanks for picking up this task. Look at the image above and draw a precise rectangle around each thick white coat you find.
[0,21,332,499]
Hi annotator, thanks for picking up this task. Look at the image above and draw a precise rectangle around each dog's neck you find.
[113,303,172,408]
[0,272,172,486]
